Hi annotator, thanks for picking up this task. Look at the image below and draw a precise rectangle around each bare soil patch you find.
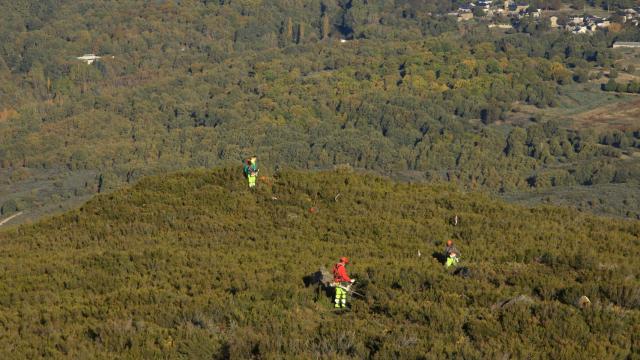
[570,96,640,130]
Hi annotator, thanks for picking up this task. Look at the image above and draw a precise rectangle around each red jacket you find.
[332,262,351,283]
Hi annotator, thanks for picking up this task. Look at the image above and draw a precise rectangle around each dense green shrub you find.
[1,199,18,215]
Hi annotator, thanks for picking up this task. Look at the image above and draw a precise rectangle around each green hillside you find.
[1,168,638,358]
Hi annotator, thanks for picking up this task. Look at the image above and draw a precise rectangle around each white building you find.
[489,23,514,29]
[612,41,640,48]
[76,54,101,64]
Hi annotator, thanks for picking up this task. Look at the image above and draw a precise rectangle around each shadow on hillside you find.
[432,251,447,265]
[303,270,335,302]
[453,267,472,278]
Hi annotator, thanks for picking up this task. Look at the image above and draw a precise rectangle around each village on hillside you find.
[448,0,640,36]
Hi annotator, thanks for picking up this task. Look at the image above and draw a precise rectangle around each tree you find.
[573,69,589,83]
[504,128,527,157]
[1,199,18,215]
[616,82,629,93]
[602,79,617,92]
[481,102,502,125]
[297,23,304,44]
[627,81,640,94]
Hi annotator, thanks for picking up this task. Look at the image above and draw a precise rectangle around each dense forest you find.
[0,0,640,222]
[0,168,638,358]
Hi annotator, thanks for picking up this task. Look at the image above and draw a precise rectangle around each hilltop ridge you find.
[0,167,639,358]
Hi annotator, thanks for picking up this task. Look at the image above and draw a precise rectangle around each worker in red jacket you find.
[332,257,355,308]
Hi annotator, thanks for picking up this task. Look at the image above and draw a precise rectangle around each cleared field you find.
[0,169,99,226]
[502,182,640,219]
[613,48,640,75]
[507,83,640,130]
[508,46,640,131]
[569,95,640,130]
[549,5,613,19]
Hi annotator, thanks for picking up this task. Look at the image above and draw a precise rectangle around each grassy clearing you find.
[613,48,640,75]
[0,169,99,226]
[501,182,640,219]
[508,83,640,130]
[569,95,640,130]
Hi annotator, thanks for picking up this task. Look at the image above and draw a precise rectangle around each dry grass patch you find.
[570,96,640,130]
[0,108,17,123]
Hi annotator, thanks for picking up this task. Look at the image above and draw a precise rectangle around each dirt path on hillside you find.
[0,212,23,227]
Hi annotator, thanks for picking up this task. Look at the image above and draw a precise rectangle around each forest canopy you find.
[0,0,639,221]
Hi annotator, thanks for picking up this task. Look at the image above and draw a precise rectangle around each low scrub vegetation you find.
[0,167,638,358]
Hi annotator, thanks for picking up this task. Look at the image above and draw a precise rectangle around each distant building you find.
[612,41,640,48]
[489,23,514,29]
[478,0,492,9]
[458,4,473,13]
[76,54,101,64]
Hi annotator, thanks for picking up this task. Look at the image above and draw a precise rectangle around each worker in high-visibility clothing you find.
[332,257,355,308]
[444,239,461,268]
[243,156,258,188]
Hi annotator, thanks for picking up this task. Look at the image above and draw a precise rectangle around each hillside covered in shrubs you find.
[0,167,638,358]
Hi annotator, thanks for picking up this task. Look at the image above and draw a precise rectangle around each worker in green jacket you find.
[243,156,258,188]
[444,239,460,268]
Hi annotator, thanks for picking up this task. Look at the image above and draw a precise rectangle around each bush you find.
[0,199,18,215]
[602,79,618,92]
[573,69,589,83]
[616,82,629,93]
